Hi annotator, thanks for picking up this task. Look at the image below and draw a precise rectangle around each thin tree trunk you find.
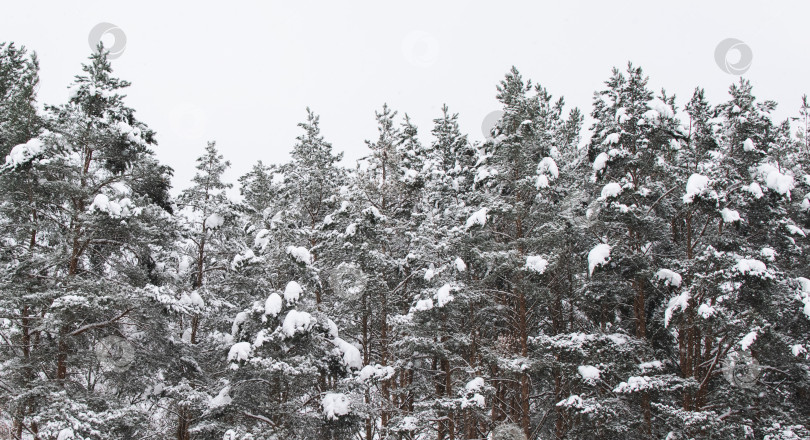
[518,288,530,437]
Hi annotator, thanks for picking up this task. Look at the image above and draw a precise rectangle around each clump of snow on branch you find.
[683,174,711,204]
[423,266,436,281]
[284,281,303,304]
[588,244,611,276]
[614,376,654,394]
[734,259,771,279]
[536,157,559,188]
[4,138,43,168]
[599,182,622,200]
[228,342,251,364]
[740,330,758,351]
[465,208,489,230]
[603,133,620,145]
[322,393,351,419]
[89,194,141,218]
[745,182,764,199]
[801,193,810,211]
[755,163,794,198]
[655,269,682,287]
[525,255,549,274]
[638,360,663,373]
[57,428,75,440]
[398,417,419,432]
[593,152,609,172]
[412,297,433,312]
[345,223,357,236]
[435,283,456,307]
[358,364,395,383]
[231,248,257,269]
[231,312,248,336]
[795,277,810,319]
[578,365,601,384]
[720,208,741,223]
[362,205,385,220]
[115,120,146,145]
[254,229,271,251]
[664,292,690,327]
[209,386,232,408]
[697,303,716,319]
[179,291,205,310]
[333,337,362,370]
[205,213,224,229]
[743,138,757,151]
[556,395,600,414]
[285,246,312,265]
[264,292,282,317]
[282,310,313,337]
[460,377,486,408]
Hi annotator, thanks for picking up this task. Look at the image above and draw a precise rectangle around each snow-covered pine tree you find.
[457,67,582,438]
[658,78,810,437]
[167,141,240,439]
[215,110,361,439]
[576,63,688,438]
[518,103,588,440]
[0,45,176,438]
[391,104,482,438]
[342,104,427,438]
[0,42,40,157]
[0,40,44,438]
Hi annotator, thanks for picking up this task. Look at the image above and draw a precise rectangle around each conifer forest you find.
[1,41,809,440]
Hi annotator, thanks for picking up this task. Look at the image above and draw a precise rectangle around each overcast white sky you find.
[2,1,808,194]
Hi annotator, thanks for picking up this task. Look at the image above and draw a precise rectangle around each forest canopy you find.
[1,43,809,440]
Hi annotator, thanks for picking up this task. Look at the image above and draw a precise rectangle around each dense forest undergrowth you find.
[1,43,809,440]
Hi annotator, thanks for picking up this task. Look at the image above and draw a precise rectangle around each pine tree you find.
[576,62,688,438]
[0,45,176,438]
[0,42,40,157]
[215,110,360,439]
[453,67,583,438]
[169,141,238,439]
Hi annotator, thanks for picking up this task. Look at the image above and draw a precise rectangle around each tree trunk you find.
[176,406,191,440]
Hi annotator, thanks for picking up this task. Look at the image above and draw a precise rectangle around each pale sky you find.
[2,1,808,194]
